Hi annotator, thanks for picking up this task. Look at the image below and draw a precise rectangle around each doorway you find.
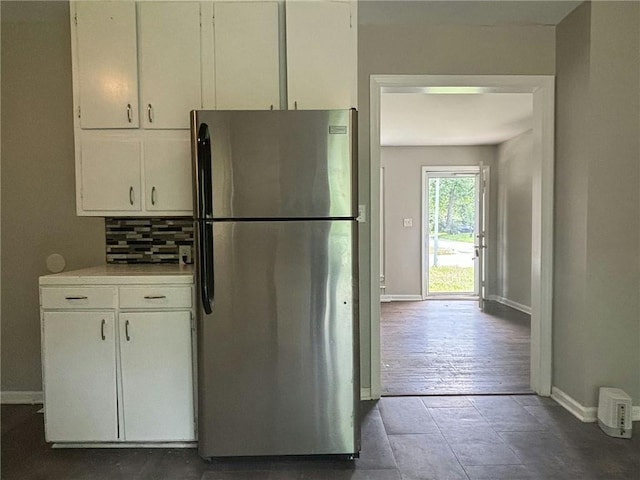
[423,168,484,299]
[368,75,555,400]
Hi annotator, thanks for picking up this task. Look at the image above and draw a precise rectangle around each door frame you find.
[421,166,484,300]
[369,74,555,399]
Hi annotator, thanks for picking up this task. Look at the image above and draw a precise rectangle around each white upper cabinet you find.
[285,1,357,110]
[144,133,193,212]
[138,2,202,128]
[75,1,139,128]
[79,134,142,212]
[213,2,280,110]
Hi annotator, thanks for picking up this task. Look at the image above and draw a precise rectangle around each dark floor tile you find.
[448,439,521,466]
[428,407,490,430]
[464,464,541,479]
[65,448,162,480]
[388,434,467,480]
[523,405,594,433]
[1,404,42,435]
[378,397,439,435]
[420,396,472,408]
[269,469,402,480]
[512,395,557,407]
[202,471,270,480]
[354,403,397,470]
[137,448,206,480]
[468,396,523,410]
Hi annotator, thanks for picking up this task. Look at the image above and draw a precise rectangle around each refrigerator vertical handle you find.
[198,221,214,314]
[195,122,213,220]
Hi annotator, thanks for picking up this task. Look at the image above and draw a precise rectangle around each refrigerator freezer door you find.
[192,109,357,220]
[197,219,359,458]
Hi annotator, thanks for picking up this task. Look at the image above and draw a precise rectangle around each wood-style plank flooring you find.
[381,300,531,396]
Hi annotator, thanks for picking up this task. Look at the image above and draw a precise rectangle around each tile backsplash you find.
[105,217,194,264]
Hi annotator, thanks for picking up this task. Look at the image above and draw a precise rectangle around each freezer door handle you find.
[195,122,213,219]
[199,221,214,314]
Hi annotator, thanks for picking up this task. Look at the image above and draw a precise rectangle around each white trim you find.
[53,442,196,449]
[369,75,555,400]
[1,391,44,404]
[487,295,532,315]
[360,388,372,400]
[551,387,597,423]
[380,295,423,302]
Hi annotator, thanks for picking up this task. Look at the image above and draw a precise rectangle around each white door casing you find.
[369,75,555,399]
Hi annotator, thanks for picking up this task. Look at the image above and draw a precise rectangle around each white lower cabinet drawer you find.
[118,286,192,309]
[40,287,116,309]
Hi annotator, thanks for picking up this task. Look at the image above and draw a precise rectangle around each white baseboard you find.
[380,295,423,302]
[360,388,372,400]
[551,387,598,422]
[1,391,43,404]
[488,295,532,315]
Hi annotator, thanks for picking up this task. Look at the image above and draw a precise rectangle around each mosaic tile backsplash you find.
[105,218,194,264]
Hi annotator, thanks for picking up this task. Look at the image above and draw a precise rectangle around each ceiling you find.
[359,1,583,26]
[381,92,533,146]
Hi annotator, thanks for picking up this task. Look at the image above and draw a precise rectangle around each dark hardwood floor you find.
[381,300,532,396]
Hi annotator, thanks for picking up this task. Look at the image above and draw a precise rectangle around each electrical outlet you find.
[179,246,192,265]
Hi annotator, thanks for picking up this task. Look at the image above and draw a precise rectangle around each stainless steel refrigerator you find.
[190,109,359,459]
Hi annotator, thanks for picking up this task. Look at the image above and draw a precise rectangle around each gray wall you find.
[554,1,640,406]
[380,146,497,297]
[496,131,533,308]
[1,1,105,393]
[357,2,556,389]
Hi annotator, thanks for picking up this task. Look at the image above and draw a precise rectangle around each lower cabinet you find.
[119,311,194,441]
[42,312,119,442]
[40,280,195,445]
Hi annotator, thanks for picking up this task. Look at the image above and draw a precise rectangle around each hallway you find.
[381,300,531,395]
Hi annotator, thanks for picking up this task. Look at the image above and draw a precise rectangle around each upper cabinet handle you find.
[147,104,153,123]
[151,186,157,205]
[65,295,88,300]
[125,320,131,342]
[101,319,106,341]
[129,186,135,205]
[144,295,166,299]
[127,103,132,123]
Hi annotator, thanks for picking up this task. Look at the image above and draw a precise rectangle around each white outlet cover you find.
[403,218,413,227]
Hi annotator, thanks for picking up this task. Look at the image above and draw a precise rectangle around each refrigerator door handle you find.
[196,122,213,220]
[198,221,214,314]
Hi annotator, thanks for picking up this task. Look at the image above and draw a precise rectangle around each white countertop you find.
[39,264,194,285]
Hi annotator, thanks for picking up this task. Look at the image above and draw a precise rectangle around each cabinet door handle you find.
[129,186,135,205]
[101,319,106,341]
[151,186,157,205]
[65,295,88,300]
[143,295,166,299]
[125,320,131,341]
[127,103,132,123]
[147,104,153,123]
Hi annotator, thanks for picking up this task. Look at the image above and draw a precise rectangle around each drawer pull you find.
[143,295,167,300]
[101,319,106,341]
[65,295,88,300]
[125,320,131,342]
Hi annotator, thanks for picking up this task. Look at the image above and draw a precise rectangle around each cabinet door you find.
[214,2,280,110]
[286,1,356,110]
[42,312,118,442]
[143,133,193,212]
[80,135,142,212]
[75,1,139,128]
[119,312,195,441]
[138,2,202,129]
